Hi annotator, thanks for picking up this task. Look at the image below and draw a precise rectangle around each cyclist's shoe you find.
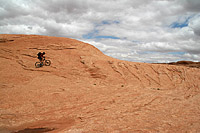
[40,62,43,67]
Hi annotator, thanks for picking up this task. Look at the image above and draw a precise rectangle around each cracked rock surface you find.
[0,34,200,132]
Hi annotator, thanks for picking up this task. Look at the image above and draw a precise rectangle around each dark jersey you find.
[37,52,44,60]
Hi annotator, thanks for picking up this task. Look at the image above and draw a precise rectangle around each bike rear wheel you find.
[35,62,41,68]
[45,60,51,66]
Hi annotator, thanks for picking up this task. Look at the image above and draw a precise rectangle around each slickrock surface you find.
[0,34,200,133]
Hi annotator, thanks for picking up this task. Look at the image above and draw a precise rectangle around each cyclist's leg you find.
[41,57,44,65]
[39,57,43,66]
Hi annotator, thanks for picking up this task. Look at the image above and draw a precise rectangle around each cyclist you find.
[37,52,45,66]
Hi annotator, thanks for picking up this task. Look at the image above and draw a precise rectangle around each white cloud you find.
[189,15,200,36]
[0,0,200,63]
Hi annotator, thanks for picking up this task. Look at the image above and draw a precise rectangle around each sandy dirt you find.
[0,34,200,133]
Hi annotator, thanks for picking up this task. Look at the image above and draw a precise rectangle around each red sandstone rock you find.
[0,34,200,132]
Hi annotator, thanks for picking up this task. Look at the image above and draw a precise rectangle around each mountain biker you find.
[37,52,45,65]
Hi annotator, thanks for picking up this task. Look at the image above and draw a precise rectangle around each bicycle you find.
[35,57,51,68]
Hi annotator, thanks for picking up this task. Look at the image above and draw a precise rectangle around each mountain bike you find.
[35,57,51,68]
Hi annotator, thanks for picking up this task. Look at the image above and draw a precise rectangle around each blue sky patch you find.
[83,34,120,40]
[101,20,120,25]
[83,20,120,39]
[95,36,120,39]
[102,21,110,25]
[170,16,193,28]
[171,22,188,28]
[82,29,99,39]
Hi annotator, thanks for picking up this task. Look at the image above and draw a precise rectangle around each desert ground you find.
[0,34,200,133]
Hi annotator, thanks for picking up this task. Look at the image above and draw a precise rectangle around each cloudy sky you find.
[1,0,200,63]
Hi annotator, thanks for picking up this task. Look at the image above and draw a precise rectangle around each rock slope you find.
[0,34,200,132]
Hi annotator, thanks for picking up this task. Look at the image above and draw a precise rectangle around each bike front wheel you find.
[35,62,41,68]
[45,60,51,66]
